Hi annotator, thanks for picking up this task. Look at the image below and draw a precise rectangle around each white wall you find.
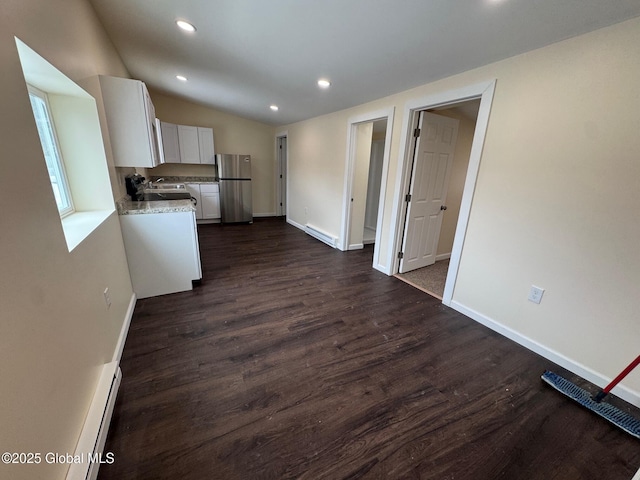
[280,17,640,400]
[0,1,134,478]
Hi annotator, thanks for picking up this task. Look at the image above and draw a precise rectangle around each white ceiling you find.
[89,0,640,126]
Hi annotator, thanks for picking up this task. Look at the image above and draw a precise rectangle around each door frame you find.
[275,130,288,218]
[340,107,395,271]
[388,80,496,306]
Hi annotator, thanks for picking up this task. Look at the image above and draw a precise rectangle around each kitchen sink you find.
[146,182,186,190]
[141,191,192,201]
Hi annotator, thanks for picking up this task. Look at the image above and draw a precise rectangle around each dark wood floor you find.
[99,218,640,480]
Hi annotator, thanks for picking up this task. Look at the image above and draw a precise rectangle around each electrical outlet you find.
[528,285,545,304]
[103,287,112,309]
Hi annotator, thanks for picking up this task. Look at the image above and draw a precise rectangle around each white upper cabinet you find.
[178,125,200,164]
[160,123,216,164]
[160,122,180,163]
[198,127,215,164]
[98,75,161,168]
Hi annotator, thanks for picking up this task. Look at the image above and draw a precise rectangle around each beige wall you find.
[280,17,640,398]
[0,1,134,478]
[148,90,277,215]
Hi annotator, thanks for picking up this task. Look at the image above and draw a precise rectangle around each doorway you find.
[352,119,387,248]
[396,102,480,298]
[341,108,394,274]
[276,133,287,217]
[388,80,496,305]
[363,126,386,245]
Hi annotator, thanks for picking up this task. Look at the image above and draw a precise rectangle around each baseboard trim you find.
[253,212,276,218]
[112,293,136,363]
[66,361,121,480]
[450,300,640,408]
[287,218,305,231]
[348,243,364,250]
[436,252,451,261]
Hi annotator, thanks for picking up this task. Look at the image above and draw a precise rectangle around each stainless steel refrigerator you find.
[216,154,253,223]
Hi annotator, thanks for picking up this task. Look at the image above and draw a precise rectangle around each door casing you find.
[388,80,496,306]
[341,107,395,273]
[275,131,288,218]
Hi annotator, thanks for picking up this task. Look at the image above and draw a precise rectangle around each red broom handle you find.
[602,354,640,394]
[593,354,640,402]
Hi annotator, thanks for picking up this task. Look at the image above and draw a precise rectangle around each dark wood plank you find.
[99,218,640,480]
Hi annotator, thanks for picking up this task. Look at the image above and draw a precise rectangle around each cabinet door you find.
[142,83,161,167]
[198,127,215,164]
[200,184,220,219]
[178,125,200,164]
[185,183,203,219]
[161,122,180,163]
[201,192,220,219]
[98,75,157,168]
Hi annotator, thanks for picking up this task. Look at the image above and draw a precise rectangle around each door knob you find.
[440,205,447,211]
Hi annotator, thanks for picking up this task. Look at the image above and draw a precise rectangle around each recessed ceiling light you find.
[176,20,196,32]
[270,105,279,111]
[176,75,188,82]
[317,79,331,89]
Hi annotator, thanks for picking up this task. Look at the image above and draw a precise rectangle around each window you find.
[17,37,115,252]
[27,85,74,217]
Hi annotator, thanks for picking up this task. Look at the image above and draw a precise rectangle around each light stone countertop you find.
[117,198,195,215]
[148,176,218,184]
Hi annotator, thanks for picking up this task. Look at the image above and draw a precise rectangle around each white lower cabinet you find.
[200,183,221,219]
[119,211,202,299]
[186,183,220,222]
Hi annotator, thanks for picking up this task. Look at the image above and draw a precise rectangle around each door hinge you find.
[280,174,283,178]
[405,194,411,202]
[398,252,404,259]
[413,128,421,138]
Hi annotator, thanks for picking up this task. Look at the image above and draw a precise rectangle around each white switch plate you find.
[528,285,545,304]
[103,287,112,309]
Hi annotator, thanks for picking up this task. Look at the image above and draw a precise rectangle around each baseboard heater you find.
[305,224,337,248]
[66,361,122,480]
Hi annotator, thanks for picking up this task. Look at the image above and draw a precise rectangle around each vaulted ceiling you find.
[90,0,640,125]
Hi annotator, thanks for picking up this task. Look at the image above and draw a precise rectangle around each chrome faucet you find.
[147,177,164,189]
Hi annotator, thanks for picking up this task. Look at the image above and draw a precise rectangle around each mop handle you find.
[593,354,640,402]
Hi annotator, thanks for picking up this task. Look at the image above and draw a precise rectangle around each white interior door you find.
[400,112,459,273]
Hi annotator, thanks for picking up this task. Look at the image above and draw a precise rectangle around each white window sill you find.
[62,209,115,252]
